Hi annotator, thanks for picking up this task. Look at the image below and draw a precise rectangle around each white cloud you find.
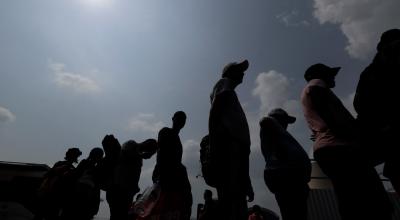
[313,0,400,59]
[276,10,311,27]
[49,61,100,93]
[252,70,298,115]
[0,106,16,123]
[128,113,164,134]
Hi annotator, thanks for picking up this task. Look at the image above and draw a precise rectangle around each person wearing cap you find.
[301,63,392,220]
[259,108,311,220]
[354,28,400,195]
[209,60,254,220]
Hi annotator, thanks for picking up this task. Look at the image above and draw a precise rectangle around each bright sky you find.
[1,0,399,218]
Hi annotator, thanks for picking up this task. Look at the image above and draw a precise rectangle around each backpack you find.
[199,135,217,187]
[37,162,74,197]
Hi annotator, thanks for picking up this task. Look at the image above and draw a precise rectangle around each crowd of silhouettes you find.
[31,28,400,220]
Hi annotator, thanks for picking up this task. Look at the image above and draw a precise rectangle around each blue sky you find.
[1,0,399,218]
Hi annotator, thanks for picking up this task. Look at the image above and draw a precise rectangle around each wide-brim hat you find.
[268,108,296,124]
[304,63,340,81]
[222,59,249,78]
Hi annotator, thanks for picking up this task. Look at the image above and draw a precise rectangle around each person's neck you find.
[172,126,180,134]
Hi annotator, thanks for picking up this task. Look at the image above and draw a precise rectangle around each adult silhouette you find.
[198,189,218,220]
[301,63,392,220]
[153,111,192,220]
[354,28,400,194]
[108,139,157,220]
[35,148,82,220]
[97,134,121,220]
[61,147,104,220]
[209,60,254,220]
[260,108,311,220]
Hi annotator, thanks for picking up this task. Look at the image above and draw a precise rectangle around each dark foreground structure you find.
[1,160,400,220]
[308,161,400,220]
[0,161,50,220]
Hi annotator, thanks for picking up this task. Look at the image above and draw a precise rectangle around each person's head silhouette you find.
[222,60,249,86]
[172,111,186,132]
[268,108,296,129]
[88,147,104,162]
[377,29,400,52]
[304,63,340,88]
[65,147,82,163]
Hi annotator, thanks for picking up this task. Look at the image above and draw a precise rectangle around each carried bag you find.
[200,135,218,187]
[37,164,72,197]
[132,183,162,218]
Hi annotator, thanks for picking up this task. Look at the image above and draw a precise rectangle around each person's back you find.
[114,140,143,195]
[97,134,121,192]
[154,126,187,192]
[354,29,400,194]
[260,109,310,220]
[354,29,400,129]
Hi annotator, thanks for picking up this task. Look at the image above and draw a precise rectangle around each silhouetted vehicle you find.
[0,161,50,219]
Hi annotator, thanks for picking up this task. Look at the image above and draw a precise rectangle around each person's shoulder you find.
[158,127,172,137]
[159,127,171,133]
[259,117,275,128]
[307,85,328,96]
[53,160,67,168]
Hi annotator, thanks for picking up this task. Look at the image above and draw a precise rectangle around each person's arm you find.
[309,86,356,139]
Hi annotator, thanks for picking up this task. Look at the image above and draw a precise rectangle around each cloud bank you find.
[313,0,400,59]
[49,61,100,93]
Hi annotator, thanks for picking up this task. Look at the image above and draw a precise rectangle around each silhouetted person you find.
[61,147,104,220]
[198,189,217,220]
[301,63,392,220]
[354,28,400,195]
[248,205,263,220]
[152,111,193,220]
[35,148,82,220]
[97,134,122,220]
[209,60,254,220]
[260,108,311,220]
[108,138,158,220]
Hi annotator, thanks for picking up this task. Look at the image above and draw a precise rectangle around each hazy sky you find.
[1,0,399,218]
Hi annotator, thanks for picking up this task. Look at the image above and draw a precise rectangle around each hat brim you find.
[287,116,296,124]
[237,60,249,72]
[330,67,341,76]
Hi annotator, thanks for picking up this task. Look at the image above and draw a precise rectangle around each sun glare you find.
[81,0,112,8]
